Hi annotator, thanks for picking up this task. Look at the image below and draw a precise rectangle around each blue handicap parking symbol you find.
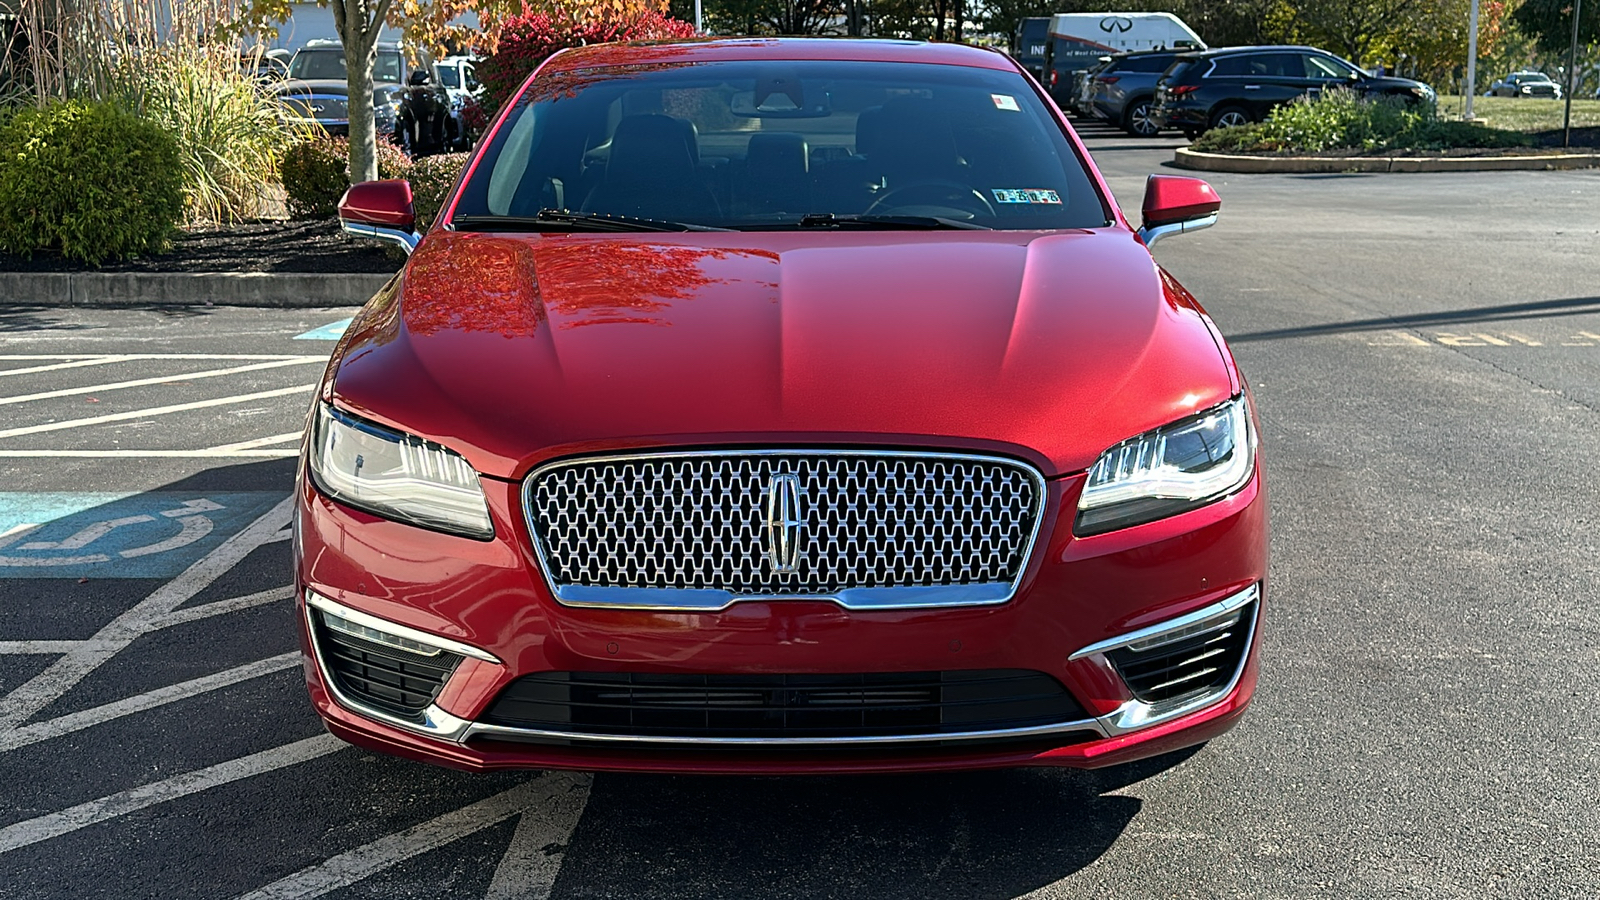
[0,492,284,578]
[293,318,353,341]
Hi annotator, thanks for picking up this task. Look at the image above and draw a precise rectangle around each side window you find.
[1254,54,1300,77]
[1209,56,1249,77]
[1305,55,1358,80]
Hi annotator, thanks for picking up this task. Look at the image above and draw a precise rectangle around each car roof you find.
[301,39,403,51]
[1181,45,1334,59]
[540,38,1015,75]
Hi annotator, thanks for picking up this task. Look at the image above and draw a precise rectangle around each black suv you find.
[1152,46,1435,138]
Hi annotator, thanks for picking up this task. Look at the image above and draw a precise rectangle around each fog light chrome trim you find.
[305,591,500,663]
[1070,583,1260,737]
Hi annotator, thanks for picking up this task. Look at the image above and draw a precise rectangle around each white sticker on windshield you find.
[991,94,1021,111]
[993,189,1062,205]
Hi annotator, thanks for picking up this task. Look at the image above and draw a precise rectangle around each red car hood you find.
[331,229,1233,480]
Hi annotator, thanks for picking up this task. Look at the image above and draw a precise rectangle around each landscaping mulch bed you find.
[0,220,402,274]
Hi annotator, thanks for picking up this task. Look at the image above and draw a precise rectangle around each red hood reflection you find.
[330,229,1232,480]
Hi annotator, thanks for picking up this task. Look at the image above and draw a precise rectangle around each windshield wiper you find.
[452,209,732,233]
[790,213,991,231]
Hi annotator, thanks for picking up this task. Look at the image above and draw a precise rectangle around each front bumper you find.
[295,460,1267,774]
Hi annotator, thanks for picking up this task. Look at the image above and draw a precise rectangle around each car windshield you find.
[452,58,1109,231]
[290,50,403,83]
[436,65,461,88]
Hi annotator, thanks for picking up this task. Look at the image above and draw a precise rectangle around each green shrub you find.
[409,153,469,230]
[1191,88,1530,155]
[282,137,411,219]
[1190,123,1278,153]
[0,100,184,265]
[109,47,301,225]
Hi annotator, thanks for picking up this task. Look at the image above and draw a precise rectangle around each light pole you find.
[1565,0,1582,148]
[695,0,702,32]
[1464,0,1479,120]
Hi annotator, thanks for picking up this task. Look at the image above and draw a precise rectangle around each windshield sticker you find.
[992,189,1062,205]
[991,94,1021,111]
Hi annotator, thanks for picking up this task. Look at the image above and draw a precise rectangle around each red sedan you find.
[304,37,1265,774]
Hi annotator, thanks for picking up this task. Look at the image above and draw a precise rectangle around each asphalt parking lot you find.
[2,122,1598,899]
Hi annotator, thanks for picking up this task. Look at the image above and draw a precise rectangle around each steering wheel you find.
[864,179,996,219]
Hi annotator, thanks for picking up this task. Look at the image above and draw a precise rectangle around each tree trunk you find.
[332,0,392,186]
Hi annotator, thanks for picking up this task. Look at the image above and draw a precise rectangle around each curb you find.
[1173,147,1600,174]
[0,272,394,308]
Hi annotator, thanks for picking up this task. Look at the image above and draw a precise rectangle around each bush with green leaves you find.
[409,153,470,230]
[282,137,412,220]
[1191,89,1531,155]
[0,100,184,265]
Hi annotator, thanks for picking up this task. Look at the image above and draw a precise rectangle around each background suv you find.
[274,39,411,138]
[1082,49,1183,136]
[1153,45,1435,138]
[1490,71,1561,99]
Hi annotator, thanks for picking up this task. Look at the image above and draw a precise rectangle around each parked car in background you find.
[274,40,411,139]
[1083,49,1184,136]
[432,55,483,148]
[320,37,1265,776]
[1489,71,1561,99]
[1153,45,1435,138]
[1071,57,1111,116]
[240,50,288,84]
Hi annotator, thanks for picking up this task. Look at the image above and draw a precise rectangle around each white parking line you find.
[153,586,294,629]
[0,733,345,854]
[0,355,326,361]
[0,640,99,654]
[0,588,293,655]
[0,495,292,728]
[208,432,305,453]
[0,357,138,378]
[231,773,594,900]
[0,385,316,440]
[0,450,299,458]
[485,777,595,900]
[0,359,324,406]
[0,653,300,752]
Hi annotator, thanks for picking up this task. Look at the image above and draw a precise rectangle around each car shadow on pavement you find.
[1226,294,1600,343]
[556,747,1200,899]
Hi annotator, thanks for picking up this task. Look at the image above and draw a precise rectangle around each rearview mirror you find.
[338,180,419,254]
[1137,175,1220,248]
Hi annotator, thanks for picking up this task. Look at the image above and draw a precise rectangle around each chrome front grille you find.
[523,450,1046,610]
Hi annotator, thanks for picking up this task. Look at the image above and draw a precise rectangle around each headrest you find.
[854,106,885,157]
[747,132,809,176]
[608,115,697,177]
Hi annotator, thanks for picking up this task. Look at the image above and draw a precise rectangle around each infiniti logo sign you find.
[764,473,803,574]
[1100,16,1133,33]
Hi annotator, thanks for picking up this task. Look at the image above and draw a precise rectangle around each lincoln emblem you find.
[764,473,803,574]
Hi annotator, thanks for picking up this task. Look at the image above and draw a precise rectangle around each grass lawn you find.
[1434,94,1600,132]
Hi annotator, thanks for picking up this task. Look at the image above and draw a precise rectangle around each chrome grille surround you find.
[521,449,1049,611]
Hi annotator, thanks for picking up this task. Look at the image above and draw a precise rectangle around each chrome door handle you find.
[1244,84,1261,90]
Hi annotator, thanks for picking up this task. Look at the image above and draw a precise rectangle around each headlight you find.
[1076,396,1255,535]
[308,403,494,539]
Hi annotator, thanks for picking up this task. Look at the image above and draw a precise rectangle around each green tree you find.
[1513,0,1600,53]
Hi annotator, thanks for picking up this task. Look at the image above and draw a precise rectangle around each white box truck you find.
[1039,12,1205,105]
